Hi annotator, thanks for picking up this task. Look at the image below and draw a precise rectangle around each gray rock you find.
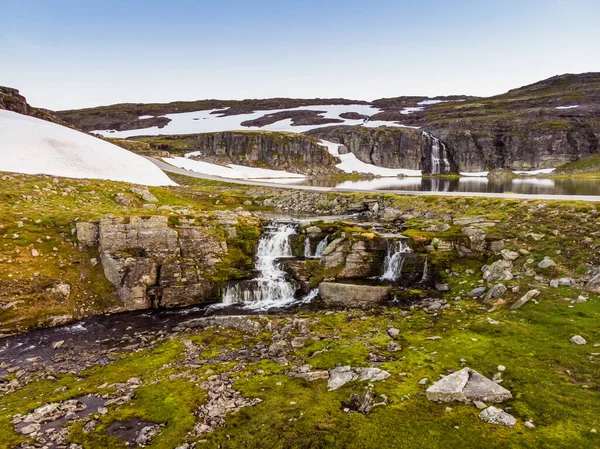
[501,249,520,261]
[479,406,517,427]
[570,335,587,345]
[76,222,99,248]
[538,257,556,269]
[136,425,160,445]
[468,287,487,298]
[435,282,450,291]
[482,260,514,281]
[342,390,374,414]
[482,283,507,303]
[328,366,357,391]
[425,368,512,403]
[585,273,600,293]
[319,282,390,309]
[490,240,506,253]
[141,192,159,203]
[510,289,540,310]
[387,327,400,338]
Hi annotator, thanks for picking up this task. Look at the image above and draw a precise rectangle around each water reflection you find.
[295,176,600,196]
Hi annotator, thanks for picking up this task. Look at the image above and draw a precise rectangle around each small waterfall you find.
[223,221,297,308]
[423,131,451,175]
[381,239,412,281]
[314,235,329,258]
[420,256,429,283]
[304,235,329,259]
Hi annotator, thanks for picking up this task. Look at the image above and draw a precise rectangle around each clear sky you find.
[1,0,599,110]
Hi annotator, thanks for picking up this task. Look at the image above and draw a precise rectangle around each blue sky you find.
[1,0,599,109]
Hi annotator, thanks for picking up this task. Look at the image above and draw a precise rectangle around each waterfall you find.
[314,235,329,258]
[223,221,297,309]
[420,256,429,283]
[304,237,311,258]
[423,131,451,175]
[304,235,329,259]
[381,239,411,281]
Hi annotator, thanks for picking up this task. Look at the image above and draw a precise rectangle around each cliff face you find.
[429,120,600,171]
[306,126,459,175]
[134,131,341,176]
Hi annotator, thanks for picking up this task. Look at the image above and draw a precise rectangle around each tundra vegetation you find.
[0,171,599,448]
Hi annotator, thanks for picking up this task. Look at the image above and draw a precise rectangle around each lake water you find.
[282,176,600,196]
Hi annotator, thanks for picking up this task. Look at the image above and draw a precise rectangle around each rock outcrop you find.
[77,216,229,310]
[319,282,391,308]
[306,126,459,175]
[320,236,386,278]
[134,131,340,176]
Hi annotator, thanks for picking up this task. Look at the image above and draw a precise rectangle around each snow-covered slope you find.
[0,110,175,186]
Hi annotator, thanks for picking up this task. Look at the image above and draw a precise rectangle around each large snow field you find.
[0,110,175,186]
[92,104,416,138]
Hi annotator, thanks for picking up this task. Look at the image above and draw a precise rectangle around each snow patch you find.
[513,168,555,175]
[0,110,175,186]
[138,115,154,119]
[319,140,422,177]
[163,156,305,180]
[555,105,579,110]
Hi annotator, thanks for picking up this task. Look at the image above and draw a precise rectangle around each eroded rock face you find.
[425,368,512,403]
[77,216,228,310]
[319,282,390,308]
[321,237,385,278]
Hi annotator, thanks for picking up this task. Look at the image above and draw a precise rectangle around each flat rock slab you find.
[479,406,517,427]
[319,282,391,309]
[425,367,512,403]
[327,366,390,391]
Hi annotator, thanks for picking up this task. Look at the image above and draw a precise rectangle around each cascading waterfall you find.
[423,131,451,175]
[304,235,329,259]
[381,239,412,281]
[420,256,429,283]
[314,235,329,258]
[223,221,298,308]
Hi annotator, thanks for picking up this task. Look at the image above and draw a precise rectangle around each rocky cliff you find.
[131,131,341,176]
[306,126,459,175]
[76,213,260,310]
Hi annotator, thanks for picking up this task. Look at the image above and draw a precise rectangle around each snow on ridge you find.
[0,110,175,186]
[138,115,154,119]
[92,104,411,138]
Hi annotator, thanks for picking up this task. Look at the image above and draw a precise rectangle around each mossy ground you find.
[1,171,600,448]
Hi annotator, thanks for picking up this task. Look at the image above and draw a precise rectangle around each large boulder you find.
[585,273,600,293]
[319,282,390,308]
[482,260,514,281]
[425,368,512,403]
